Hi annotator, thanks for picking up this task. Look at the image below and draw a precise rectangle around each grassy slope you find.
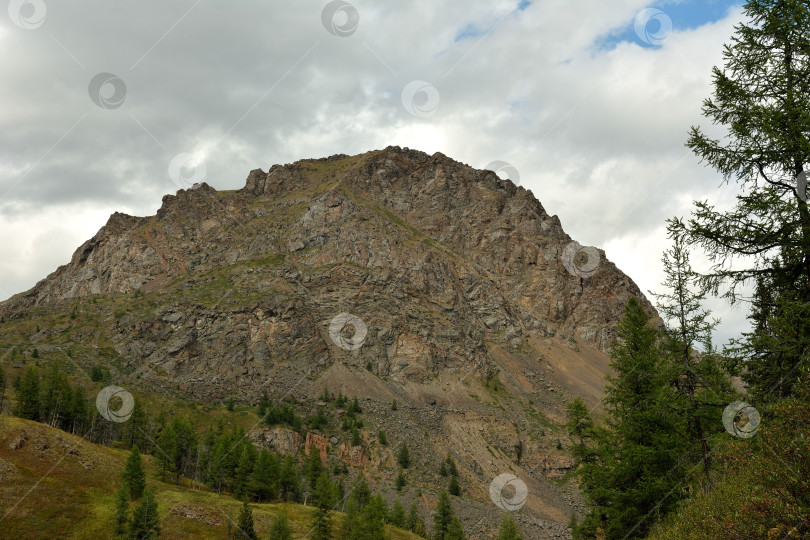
[648,380,810,539]
[0,416,420,539]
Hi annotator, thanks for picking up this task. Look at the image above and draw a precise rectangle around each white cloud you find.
[0,1,752,344]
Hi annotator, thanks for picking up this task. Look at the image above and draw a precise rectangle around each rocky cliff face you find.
[0,147,657,537]
[2,147,652,400]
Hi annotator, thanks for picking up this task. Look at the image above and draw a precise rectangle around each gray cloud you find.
[1,0,749,345]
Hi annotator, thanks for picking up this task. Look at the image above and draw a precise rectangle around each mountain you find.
[0,146,656,538]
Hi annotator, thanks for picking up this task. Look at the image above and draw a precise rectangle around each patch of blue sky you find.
[595,0,743,50]
[453,0,532,42]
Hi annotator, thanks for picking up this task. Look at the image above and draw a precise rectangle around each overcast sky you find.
[1,0,751,346]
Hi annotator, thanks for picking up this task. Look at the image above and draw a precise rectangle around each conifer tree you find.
[445,454,457,477]
[351,473,371,509]
[339,495,361,540]
[407,500,422,531]
[14,366,40,420]
[278,454,300,502]
[397,443,410,468]
[236,499,258,540]
[652,220,735,476]
[234,445,255,499]
[258,391,269,418]
[396,468,406,491]
[305,446,323,490]
[445,516,465,540]
[311,472,335,540]
[0,367,5,414]
[448,475,460,496]
[432,490,454,539]
[122,445,146,500]
[360,494,388,539]
[252,449,279,502]
[129,487,160,539]
[390,498,406,528]
[575,297,688,539]
[682,0,810,399]
[496,513,523,540]
[114,484,129,537]
[268,510,292,540]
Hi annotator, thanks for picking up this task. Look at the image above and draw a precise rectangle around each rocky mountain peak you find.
[1,147,654,400]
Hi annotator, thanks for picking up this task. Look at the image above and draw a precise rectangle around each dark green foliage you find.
[0,366,5,414]
[236,499,258,540]
[390,498,406,528]
[278,454,300,502]
[320,385,331,402]
[391,399,397,410]
[351,426,362,446]
[377,430,387,445]
[351,474,372,509]
[304,447,323,490]
[445,516,465,540]
[90,365,104,382]
[234,445,255,499]
[448,475,460,496]
[31,348,38,359]
[338,477,383,539]
[397,443,410,468]
[122,446,146,500]
[263,402,303,431]
[154,417,199,483]
[257,391,269,418]
[226,397,235,411]
[565,397,594,449]
[651,375,810,538]
[347,396,362,415]
[407,501,421,531]
[252,449,279,502]
[574,297,688,539]
[128,487,160,539]
[652,221,736,477]
[439,461,447,476]
[395,468,406,491]
[14,367,40,420]
[114,484,129,536]
[432,490,459,540]
[497,513,523,540]
[682,0,810,402]
[445,454,457,477]
[335,391,347,408]
[311,473,335,540]
[308,407,328,430]
[339,495,361,539]
[268,510,292,540]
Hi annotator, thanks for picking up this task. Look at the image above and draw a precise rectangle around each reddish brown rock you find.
[305,432,329,464]
[338,442,365,467]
